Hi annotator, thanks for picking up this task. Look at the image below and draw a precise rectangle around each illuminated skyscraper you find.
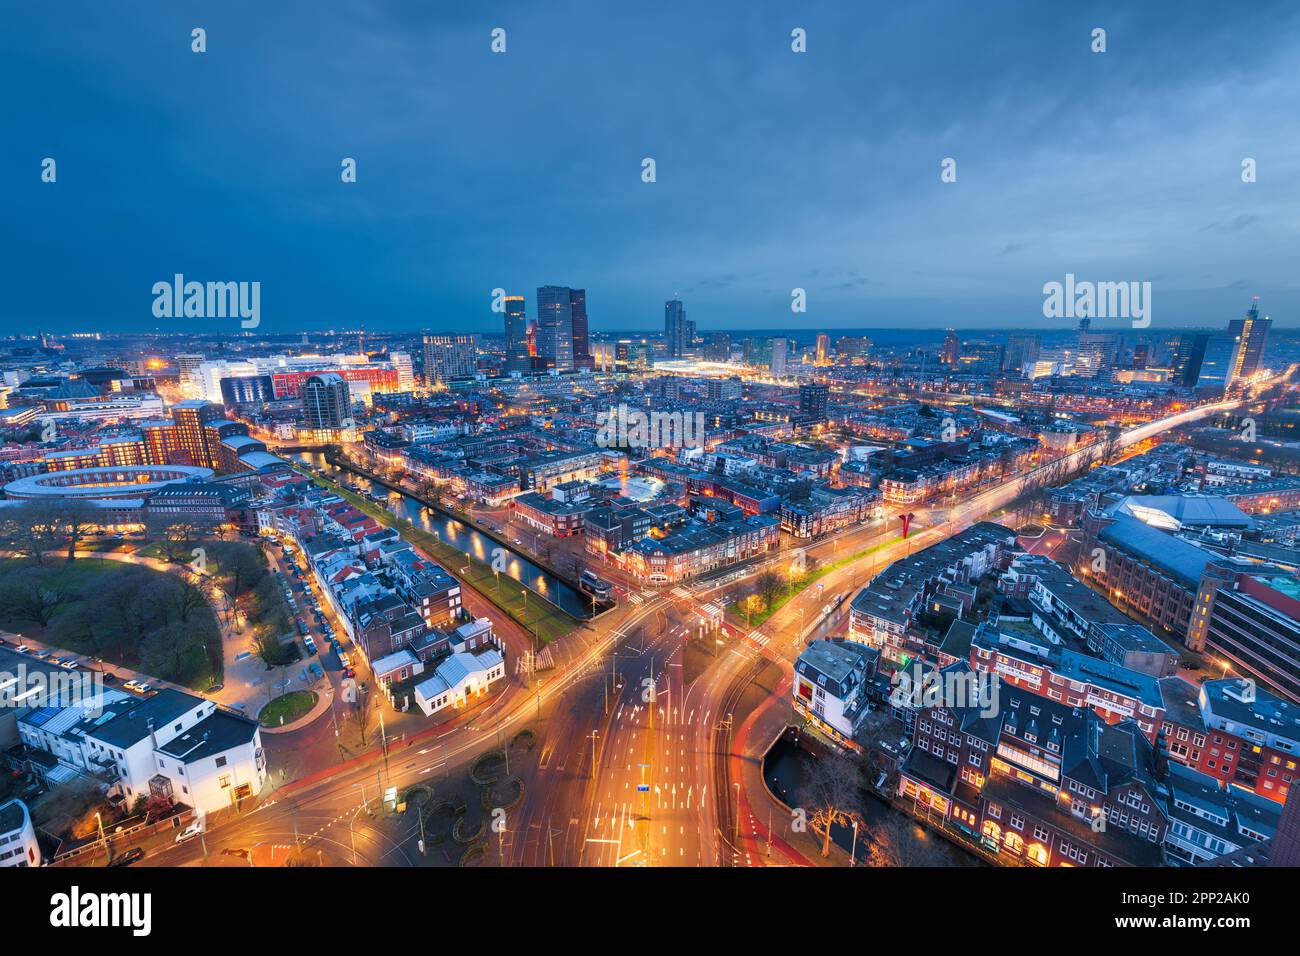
[664,299,687,358]
[940,329,959,365]
[815,333,831,366]
[537,285,577,371]
[770,337,788,377]
[570,288,593,370]
[303,374,350,429]
[423,335,476,383]
[503,294,530,374]
[1227,298,1271,385]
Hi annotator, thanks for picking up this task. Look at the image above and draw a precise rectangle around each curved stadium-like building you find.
[3,465,215,501]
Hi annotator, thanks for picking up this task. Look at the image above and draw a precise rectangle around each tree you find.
[754,570,784,612]
[797,752,865,858]
[252,624,295,668]
[0,499,63,566]
[152,575,209,626]
[54,502,100,562]
[207,541,266,597]
[353,681,372,747]
[0,567,69,628]
[140,619,211,684]
[148,518,198,563]
[863,812,952,867]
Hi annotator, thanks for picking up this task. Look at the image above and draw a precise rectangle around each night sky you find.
[3,1,1298,334]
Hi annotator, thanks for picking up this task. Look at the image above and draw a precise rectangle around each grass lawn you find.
[258,690,318,727]
[726,534,902,629]
[0,556,124,590]
[297,469,577,644]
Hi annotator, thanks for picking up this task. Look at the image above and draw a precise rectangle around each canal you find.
[764,733,983,866]
[288,451,593,619]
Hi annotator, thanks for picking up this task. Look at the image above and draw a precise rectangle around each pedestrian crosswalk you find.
[747,631,770,647]
[626,592,644,605]
[670,587,693,600]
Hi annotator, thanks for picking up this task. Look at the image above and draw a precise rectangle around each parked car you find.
[123,680,152,694]
[107,848,146,867]
[56,658,78,669]
[14,643,30,653]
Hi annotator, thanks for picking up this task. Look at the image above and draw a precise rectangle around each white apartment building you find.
[0,799,41,867]
[16,687,266,817]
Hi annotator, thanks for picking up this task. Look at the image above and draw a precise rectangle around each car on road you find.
[107,848,146,867]
[174,821,204,844]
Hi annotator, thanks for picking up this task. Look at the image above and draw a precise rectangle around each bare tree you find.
[797,752,865,858]
[864,812,952,867]
[0,500,62,566]
[0,570,69,627]
[53,502,100,562]
[754,570,784,612]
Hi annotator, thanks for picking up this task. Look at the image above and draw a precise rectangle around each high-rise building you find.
[389,352,416,391]
[1075,331,1118,378]
[423,335,476,383]
[957,341,1005,373]
[570,288,593,370]
[537,286,577,371]
[685,320,696,352]
[770,337,788,377]
[176,354,206,398]
[302,373,350,429]
[703,332,731,362]
[1170,333,1209,387]
[1196,335,1237,392]
[835,335,871,359]
[1003,334,1041,374]
[664,299,687,358]
[219,374,275,409]
[815,333,831,367]
[940,329,959,365]
[742,337,772,367]
[503,295,530,374]
[1228,298,1271,385]
[799,382,829,421]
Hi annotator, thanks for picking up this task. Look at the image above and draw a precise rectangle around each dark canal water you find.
[764,734,982,866]
[289,451,592,619]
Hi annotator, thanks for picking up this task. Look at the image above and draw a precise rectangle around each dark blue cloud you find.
[2,0,1297,333]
